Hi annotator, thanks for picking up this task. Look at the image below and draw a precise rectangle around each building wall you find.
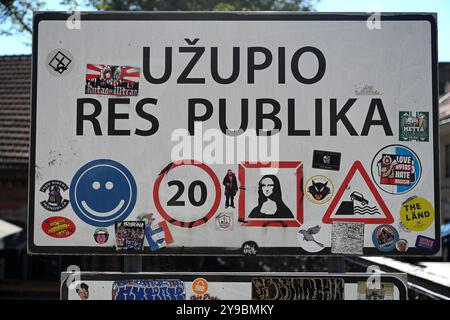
[0,176,27,226]
[0,180,27,210]
[439,63,450,96]
[440,128,450,222]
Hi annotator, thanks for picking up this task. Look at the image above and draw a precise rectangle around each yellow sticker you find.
[400,196,434,232]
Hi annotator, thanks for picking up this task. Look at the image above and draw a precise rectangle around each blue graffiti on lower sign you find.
[112,279,185,300]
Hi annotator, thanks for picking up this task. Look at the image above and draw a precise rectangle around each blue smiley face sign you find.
[70,159,137,227]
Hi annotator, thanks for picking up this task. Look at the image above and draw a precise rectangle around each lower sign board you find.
[29,12,440,255]
[61,272,408,300]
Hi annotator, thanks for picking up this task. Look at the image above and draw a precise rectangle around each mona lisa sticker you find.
[305,175,334,204]
[248,175,294,219]
[238,161,303,227]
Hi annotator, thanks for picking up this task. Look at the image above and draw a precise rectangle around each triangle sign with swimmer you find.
[322,161,394,224]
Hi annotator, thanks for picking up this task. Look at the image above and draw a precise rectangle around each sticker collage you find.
[36,50,437,256]
[64,274,407,301]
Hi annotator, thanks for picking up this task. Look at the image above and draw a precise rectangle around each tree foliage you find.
[0,0,44,35]
[85,0,318,12]
[0,0,317,37]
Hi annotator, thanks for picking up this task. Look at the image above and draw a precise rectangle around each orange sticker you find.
[192,278,208,295]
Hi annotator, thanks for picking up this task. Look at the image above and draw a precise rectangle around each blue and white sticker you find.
[372,224,399,252]
[70,159,137,227]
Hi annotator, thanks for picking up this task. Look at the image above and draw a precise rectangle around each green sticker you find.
[399,111,429,142]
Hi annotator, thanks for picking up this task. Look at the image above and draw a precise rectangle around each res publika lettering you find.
[76,41,393,137]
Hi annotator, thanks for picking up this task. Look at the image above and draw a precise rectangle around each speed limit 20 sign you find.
[29,12,440,255]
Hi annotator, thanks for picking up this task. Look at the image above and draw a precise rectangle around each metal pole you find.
[124,256,142,273]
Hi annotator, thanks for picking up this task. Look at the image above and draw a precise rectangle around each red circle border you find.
[153,160,222,228]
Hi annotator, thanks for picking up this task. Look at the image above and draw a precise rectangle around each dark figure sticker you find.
[40,180,70,212]
[248,175,294,219]
[223,169,238,209]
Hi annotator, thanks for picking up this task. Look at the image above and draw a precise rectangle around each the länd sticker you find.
[40,180,69,212]
[415,235,436,250]
[85,64,140,96]
[399,111,429,142]
[115,221,145,252]
[371,145,421,195]
[46,48,74,76]
[312,150,341,171]
[331,222,364,255]
[305,175,334,204]
[216,212,233,231]
[297,224,327,253]
[94,227,109,244]
[192,278,209,295]
[41,216,76,238]
[145,221,174,252]
[400,196,434,232]
[372,225,399,252]
[242,241,258,255]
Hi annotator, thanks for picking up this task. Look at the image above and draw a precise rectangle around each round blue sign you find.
[372,224,399,252]
[70,159,137,227]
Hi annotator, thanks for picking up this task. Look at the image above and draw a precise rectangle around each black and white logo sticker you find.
[46,48,74,76]
[40,180,69,212]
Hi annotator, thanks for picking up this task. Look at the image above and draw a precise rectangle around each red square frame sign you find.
[238,161,303,227]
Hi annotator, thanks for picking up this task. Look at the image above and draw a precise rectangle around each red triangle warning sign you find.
[322,161,394,224]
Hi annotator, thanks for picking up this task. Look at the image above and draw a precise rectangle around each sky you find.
[316,0,450,62]
[0,0,449,61]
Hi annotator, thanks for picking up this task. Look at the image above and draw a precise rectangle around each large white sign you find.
[29,12,440,255]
